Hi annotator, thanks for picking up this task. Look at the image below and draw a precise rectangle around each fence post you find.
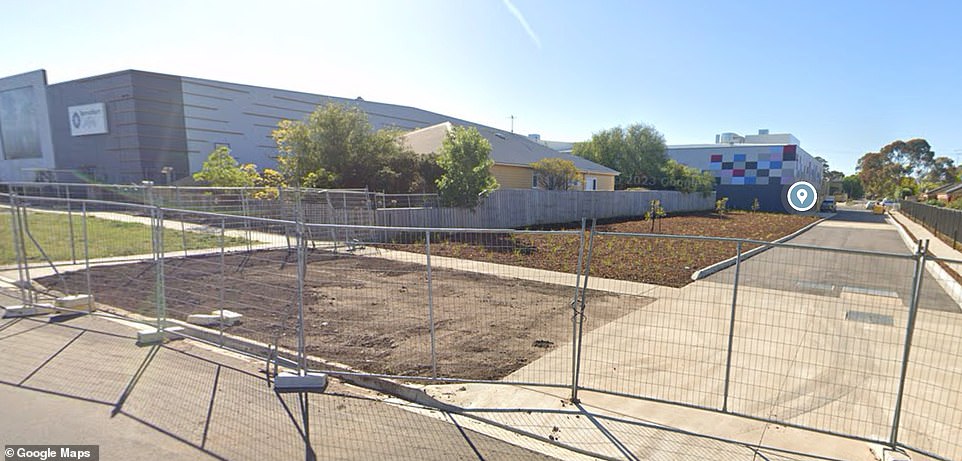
[425,230,437,378]
[219,217,227,346]
[294,190,308,375]
[722,240,743,412]
[952,211,962,250]
[146,181,167,332]
[572,219,597,404]
[81,202,92,313]
[570,219,587,402]
[65,185,76,264]
[7,192,30,306]
[890,239,928,447]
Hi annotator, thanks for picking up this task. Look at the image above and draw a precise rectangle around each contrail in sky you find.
[502,0,542,49]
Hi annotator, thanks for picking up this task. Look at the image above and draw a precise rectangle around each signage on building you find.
[68,103,108,136]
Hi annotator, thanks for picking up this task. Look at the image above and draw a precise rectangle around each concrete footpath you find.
[6,205,956,459]
[0,314,566,461]
[422,212,962,461]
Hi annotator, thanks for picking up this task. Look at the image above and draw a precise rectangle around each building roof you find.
[41,69,619,176]
[926,182,958,195]
[667,143,795,149]
[940,183,962,195]
[403,122,619,175]
[536,139,575,153]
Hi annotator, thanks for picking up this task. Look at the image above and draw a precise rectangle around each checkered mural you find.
[708,145,799,186]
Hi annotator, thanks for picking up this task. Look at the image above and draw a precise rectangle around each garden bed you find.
[384,211,818,288]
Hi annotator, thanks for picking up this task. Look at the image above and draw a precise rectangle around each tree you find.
[881,138,934,184]
[661,159,715,195]
[271,103,420,192]
[644,199,666,232]
[815,156,844,184]
[530,158,580,190]
[841,175,864,199]
[436,126,498,208]
[857,151,901,198]
[857,138,936,198]
[573,123,667,189]
[193,147,255,187]
[924,156,958,184]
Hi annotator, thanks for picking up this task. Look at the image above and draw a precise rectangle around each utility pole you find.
[509,115,515,133]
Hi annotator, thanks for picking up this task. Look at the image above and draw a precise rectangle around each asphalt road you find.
[709,207,960,313]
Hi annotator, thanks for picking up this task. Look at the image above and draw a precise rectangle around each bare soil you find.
[383,211,818,288]
[45,250,652,380]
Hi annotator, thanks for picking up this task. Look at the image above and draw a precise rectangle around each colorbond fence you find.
[375,188,716,228]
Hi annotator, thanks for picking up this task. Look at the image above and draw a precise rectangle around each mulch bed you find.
[384,211,818,288]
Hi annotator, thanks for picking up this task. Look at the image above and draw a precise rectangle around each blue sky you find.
[2,0,960,174]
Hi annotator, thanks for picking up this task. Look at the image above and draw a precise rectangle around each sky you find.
[2,0,960,175]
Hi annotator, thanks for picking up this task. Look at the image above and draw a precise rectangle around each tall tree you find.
[530,158,580,190]
[272,103,420,191]
[841,175,864,199]
[814,156,844,182]
[436,126,498,208]
[573,123,667,189]
[924,156,958,184]
[881,138,935,183]
[856,151,901,198]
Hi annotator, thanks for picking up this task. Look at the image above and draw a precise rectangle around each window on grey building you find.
[0,86,42,159]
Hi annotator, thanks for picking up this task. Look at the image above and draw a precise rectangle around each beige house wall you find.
[490,164,617,191]
[490,164,536,189]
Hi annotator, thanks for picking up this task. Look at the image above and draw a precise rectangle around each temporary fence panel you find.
[5,188,962,461]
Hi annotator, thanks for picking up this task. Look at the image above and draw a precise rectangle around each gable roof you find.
[926,182,958,195]
[940,183,962,195]
[402,122,619,176]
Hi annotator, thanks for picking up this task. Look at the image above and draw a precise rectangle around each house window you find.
[584,176,598,191]
[532,173,539,188]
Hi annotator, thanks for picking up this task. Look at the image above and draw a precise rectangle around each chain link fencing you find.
[3,187,962,461]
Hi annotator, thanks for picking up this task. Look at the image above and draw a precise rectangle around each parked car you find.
[820,196,837,212]
[880,198,897,207]
[865,200,877,210]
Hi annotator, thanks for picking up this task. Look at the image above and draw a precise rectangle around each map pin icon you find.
[796,189,808,203]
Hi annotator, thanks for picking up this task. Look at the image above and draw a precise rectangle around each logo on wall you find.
[68,103,108,136]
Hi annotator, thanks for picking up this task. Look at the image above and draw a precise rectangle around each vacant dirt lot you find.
[45,250,652,380]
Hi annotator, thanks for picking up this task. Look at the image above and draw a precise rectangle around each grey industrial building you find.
[1,69,606,185]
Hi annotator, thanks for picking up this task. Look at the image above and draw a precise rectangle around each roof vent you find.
[494,132,506,140]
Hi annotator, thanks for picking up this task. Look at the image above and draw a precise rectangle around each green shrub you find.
[715,197,729,215]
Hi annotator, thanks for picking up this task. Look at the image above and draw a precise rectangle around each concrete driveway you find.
[712,208,959,313]
[447,207,962,460]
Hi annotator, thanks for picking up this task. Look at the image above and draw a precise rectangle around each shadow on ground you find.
[0,314,863,460]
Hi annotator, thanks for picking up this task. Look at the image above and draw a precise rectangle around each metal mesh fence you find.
[726,243,914,441]
[576,233,737,409]
[6,188,962,460]
[897,255,962,461]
